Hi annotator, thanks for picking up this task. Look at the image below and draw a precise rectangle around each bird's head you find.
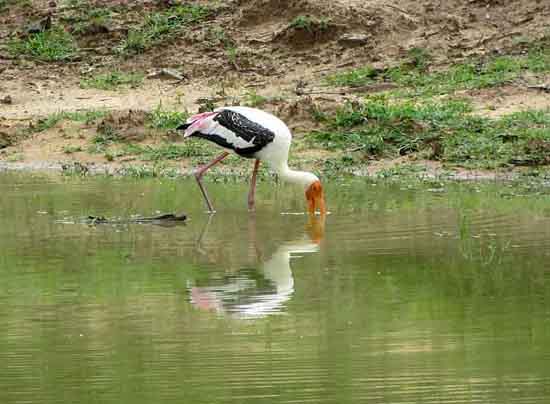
[177,111,218,138]
[305,179,326,216]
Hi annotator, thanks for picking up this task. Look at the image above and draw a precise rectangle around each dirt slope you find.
[0,0,549,176]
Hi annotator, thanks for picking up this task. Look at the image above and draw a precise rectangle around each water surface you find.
[1,172,550,403]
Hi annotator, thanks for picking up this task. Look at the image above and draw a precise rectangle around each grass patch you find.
[63,145,83,154]
[80,71,144,90]
[9,27,77,61]
[116,164,179,178]
[311,96,472,154]
[33,110,107,132]
[122,142,213,161]
[390,56,525,95]
[326,42,550,94]
[93,123,122,145]
[244,91,269,108]
[147,106,188,130]
[117,5,211,55]
[310,96,550,168]
[242,90,283,108]
[325,66,378,88]
[288,15,330,33]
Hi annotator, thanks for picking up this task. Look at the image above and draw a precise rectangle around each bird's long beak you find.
[176,122,191,131]
[177,112,218,138]
[305,180,326,216]
[176,122,195,139]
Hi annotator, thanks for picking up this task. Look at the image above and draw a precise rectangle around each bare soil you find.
[1,0,550,176]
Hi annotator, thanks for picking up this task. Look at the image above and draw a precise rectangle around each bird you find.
[177,106,326,215]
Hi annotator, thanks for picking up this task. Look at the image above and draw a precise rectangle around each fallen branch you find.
[346,145,368,153]
[527,84,550,93]
[147,68,186,82]
[296,83,397,96]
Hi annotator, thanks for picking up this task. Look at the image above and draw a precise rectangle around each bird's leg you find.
[194,151,230,213]
[196,213,214,257]
[248,159,260,212]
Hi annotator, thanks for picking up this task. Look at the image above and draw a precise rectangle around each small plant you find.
[61,161,89,176]
[6,153,24,162]
[407,47,432,70]
[80,71,144,90]
[226,46,240,65]
[63,145,83,154]
[244,91,268,108]
[93,124,121,145]
[289,15,329,33]
[117,164,178,178]
[325,66,378,87]
[147,105,188,130]
[9,27,76,61]
[206,27,235,48]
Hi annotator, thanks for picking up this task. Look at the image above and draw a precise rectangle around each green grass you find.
[122,142,213,161]
[309,96,550,168]
[80,71,144,90]
[326,42,550,94]
[244,91,269,107]
[288,15,330,33]
[147,106,188,130]
[325,66,378,87]
[116,164,179,178]
[63,145,83,154]
[316,38,550,170]
[117,5,211,55]
[33,110,107,132]
[8,27,77,61]
[93,123,122,145]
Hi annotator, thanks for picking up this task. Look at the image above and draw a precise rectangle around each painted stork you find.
[177,106,326,215]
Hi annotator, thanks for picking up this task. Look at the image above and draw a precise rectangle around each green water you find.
[1,172,550,404]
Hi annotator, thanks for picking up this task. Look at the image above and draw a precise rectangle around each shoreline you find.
[2,160,549,186]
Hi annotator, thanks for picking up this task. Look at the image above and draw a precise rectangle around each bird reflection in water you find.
[188,216,325,319]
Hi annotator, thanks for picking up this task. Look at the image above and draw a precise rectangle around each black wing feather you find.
[213,109,275,157]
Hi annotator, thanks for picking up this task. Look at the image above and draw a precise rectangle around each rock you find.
[338,33,370,47]
[1,95,12,104]
[0,124,16,149]
[147,68,186,81]
[0,133,11,149]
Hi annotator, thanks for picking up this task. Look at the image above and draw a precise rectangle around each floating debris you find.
[56,212,187,226]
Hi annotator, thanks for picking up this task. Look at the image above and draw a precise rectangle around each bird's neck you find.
[275,163,318,187]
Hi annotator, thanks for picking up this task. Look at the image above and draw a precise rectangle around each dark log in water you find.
[85,212,187,225]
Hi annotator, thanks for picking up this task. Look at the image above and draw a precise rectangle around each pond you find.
[1,172,550,404]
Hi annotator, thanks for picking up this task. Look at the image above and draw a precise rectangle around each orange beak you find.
[305,180,326,216]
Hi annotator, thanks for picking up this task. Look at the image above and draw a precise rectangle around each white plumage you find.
[178,106,326,214]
